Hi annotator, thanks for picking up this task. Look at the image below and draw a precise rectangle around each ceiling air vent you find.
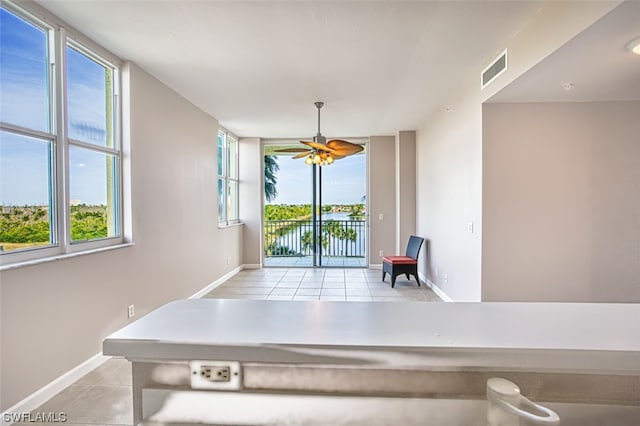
[481,49,508,89]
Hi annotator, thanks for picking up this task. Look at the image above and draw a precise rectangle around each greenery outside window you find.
[217,128,239,226]
[0,2,123,265]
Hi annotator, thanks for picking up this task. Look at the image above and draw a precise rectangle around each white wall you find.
[482,101,640,302]
[415,1,619,301]
[0,63,242,410]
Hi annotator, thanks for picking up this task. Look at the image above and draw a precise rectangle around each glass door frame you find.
[262,139,369,268]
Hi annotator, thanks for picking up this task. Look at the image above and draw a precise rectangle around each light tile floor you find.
[203,267,442,302]
[20,268,440,425]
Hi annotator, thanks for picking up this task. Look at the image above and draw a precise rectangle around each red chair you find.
[382,236,425,288]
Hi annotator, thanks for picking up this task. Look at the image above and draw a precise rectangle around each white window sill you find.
[0,242,135,271]
[218,222,244,229]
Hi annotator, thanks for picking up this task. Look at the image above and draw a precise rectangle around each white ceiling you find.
[35,0,638,138]
[37,1,545,138]
[489,1,640,103]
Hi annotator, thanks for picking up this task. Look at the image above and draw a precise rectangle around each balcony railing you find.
[264,219,366,258]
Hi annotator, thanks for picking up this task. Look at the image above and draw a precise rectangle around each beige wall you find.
[415,1,619,301]
[416,97,483,301]
[396,131,417,253]
[0,63,242,410]
[482,101,640,302]
[239,138,263,266]
[368,136,397,264]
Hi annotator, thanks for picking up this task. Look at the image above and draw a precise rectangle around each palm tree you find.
[264,155,279,202]
[301,230,313,255]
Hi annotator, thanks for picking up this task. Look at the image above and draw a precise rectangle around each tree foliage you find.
[0,205,108,247]
[264,204,311,221]
[264,155,279,202]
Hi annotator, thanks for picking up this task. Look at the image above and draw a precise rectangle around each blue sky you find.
[1,7,110,206]
[267,152,366,205]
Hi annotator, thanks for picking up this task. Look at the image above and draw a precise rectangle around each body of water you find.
[269,212,367,257]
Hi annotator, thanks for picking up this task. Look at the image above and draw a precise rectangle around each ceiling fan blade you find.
[300,141,337,154]
[327,140,364,156]
[274,147,311,153]
[292,152,311,159]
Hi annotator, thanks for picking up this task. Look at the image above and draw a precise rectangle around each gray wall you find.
[482,101,640,302]
[0,63,243,410]
[415,1,618,301]
[368,136,397,264]
[396,131,417,253]
[239,138,263,266]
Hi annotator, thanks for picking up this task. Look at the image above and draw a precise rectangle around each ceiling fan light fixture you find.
[626,37,640,55]
[275,102,363,166]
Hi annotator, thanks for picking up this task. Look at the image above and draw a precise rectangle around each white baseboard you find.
[189,265,244,299]
[190,264,262,299]
[419,272,454,302]
[1,353,110,425]
[369,263,382,270]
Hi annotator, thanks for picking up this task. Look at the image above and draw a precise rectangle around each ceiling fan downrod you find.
[314,101,326,144]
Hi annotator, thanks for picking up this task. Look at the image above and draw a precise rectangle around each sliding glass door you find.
[316,153,367,266]
[263,142,367,268]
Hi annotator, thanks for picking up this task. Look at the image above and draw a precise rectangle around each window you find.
[0,2,122,265]
[217,128,239,225]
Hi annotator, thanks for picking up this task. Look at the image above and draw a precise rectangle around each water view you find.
[264,145,367,266]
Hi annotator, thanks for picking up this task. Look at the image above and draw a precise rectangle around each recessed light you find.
[626,37,640,55]
[563,82,574,91]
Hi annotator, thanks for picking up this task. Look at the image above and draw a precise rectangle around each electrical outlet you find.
[190,360,241,390]
[200,366,230,382]
[378,213,384,220]
[379,250,384,257]
[435,267,439,277]
[444,274,448,283]
[467,222,474,233]
[226,256,231,265]
[127,305,135,318]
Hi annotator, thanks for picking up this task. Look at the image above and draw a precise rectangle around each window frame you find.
[0,1,125,267]
[217,128,239,226]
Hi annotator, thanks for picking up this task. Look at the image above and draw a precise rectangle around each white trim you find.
[217,221,244,229]
[189,266,242,299]
[369,263,382,270]
[0,243,134,271]
[1,353,110,425]
[189,264,262,299]
[419,271,454,302]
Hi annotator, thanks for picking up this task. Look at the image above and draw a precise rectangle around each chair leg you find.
[382,271,386,282]
[391,275,396,288]
[413,268,420,286]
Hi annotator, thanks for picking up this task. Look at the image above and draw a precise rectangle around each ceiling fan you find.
[275,102,364,166]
